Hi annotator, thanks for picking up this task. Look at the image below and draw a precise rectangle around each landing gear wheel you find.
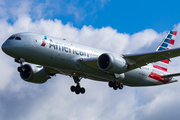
[17,66,25,72]
[108,81,113,87]
[108,80,123,90]
[75,89,80,94]
[113,85,118,90]
[75,85,81,94]
[17,67,22,72]
[70,84,85,94]
[114,81,119,87]
[70,86,76,92]
[119,83,123,89]
[113,81,119,90]
[80,87,85,94]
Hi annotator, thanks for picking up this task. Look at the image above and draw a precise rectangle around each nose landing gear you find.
[15,58,25,72]
[70,85,85,94]
[70,76,85,95]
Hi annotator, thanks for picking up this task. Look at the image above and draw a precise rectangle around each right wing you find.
[79,48,180,72]
[123,47,180,72]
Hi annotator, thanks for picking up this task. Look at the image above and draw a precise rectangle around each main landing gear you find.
[108,80,123,90]
[70,76,85,95]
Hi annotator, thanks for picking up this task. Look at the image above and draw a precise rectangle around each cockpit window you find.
[7,36,15,40]
[7,36,21,40]
[15,37,21,40]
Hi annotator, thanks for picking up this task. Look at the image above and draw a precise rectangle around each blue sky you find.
[36,0,180,33]
[3,0,180,34]
[1,0,180,120]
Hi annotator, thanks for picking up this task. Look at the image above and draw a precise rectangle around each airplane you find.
[1,30,180,95]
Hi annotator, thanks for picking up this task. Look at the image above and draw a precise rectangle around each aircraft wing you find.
[123,47,180,71]
[80,48,180,73]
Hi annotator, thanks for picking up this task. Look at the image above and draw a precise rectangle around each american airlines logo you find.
[41,40,46,46]
[41,36,98,57]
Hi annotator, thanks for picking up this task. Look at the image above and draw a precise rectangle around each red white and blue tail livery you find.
[153,31,177,73]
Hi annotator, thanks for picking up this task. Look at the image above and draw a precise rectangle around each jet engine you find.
[97,53,128,74]
[19,64,50,83]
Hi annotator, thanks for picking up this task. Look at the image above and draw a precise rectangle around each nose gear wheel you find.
[70,85,85,94]
[70,76,85,94]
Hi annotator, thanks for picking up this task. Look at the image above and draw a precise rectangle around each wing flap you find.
[123,47,180,71]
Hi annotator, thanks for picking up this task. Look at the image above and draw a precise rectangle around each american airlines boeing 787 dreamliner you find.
[2,30,180,94]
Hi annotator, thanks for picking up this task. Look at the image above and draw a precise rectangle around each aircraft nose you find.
[1,41,11,54]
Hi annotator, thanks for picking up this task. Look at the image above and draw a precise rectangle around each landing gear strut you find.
[70,76,85,94]
[108,80,123,90]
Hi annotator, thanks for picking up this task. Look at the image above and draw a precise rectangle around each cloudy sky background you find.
[1,0,180,120]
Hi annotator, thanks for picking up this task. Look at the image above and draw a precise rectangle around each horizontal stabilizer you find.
[161,73,180,78]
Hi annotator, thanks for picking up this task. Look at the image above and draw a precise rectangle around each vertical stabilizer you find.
[156,31,177,51]
[153,31,177,72]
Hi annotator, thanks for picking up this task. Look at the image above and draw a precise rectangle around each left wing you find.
[123,47,180,71]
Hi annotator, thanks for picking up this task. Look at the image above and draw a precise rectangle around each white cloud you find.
[1,14,180,120]
[125,29,161,53]
[134,86,180,120]
[74,26,130,53]
[0,0,111,23]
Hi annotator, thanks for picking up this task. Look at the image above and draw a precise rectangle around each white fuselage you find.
[1,33,176,87]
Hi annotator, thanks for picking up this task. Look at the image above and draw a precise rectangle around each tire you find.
[113,85,118,90]
[18,66,25,72]
[113,81,119,90]
[75,89,80,94]
[70,86,76,92]
[80,87,85,94]
[119,83,123,89]
[75,85,81,94]
[114,81,119,87]
[17,67,22,72]
[108,81,113,87]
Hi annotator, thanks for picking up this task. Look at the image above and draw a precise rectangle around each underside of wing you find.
[123,48,180,71]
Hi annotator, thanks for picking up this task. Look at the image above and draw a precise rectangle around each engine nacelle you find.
[20,64,50,84]
[97,53,128,74]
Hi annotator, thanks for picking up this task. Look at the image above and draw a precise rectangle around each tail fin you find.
[156,31,177,51]
[153,30,177,72]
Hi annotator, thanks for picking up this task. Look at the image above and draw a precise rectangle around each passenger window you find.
[8,36,15,40]
[15,37,21,40]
